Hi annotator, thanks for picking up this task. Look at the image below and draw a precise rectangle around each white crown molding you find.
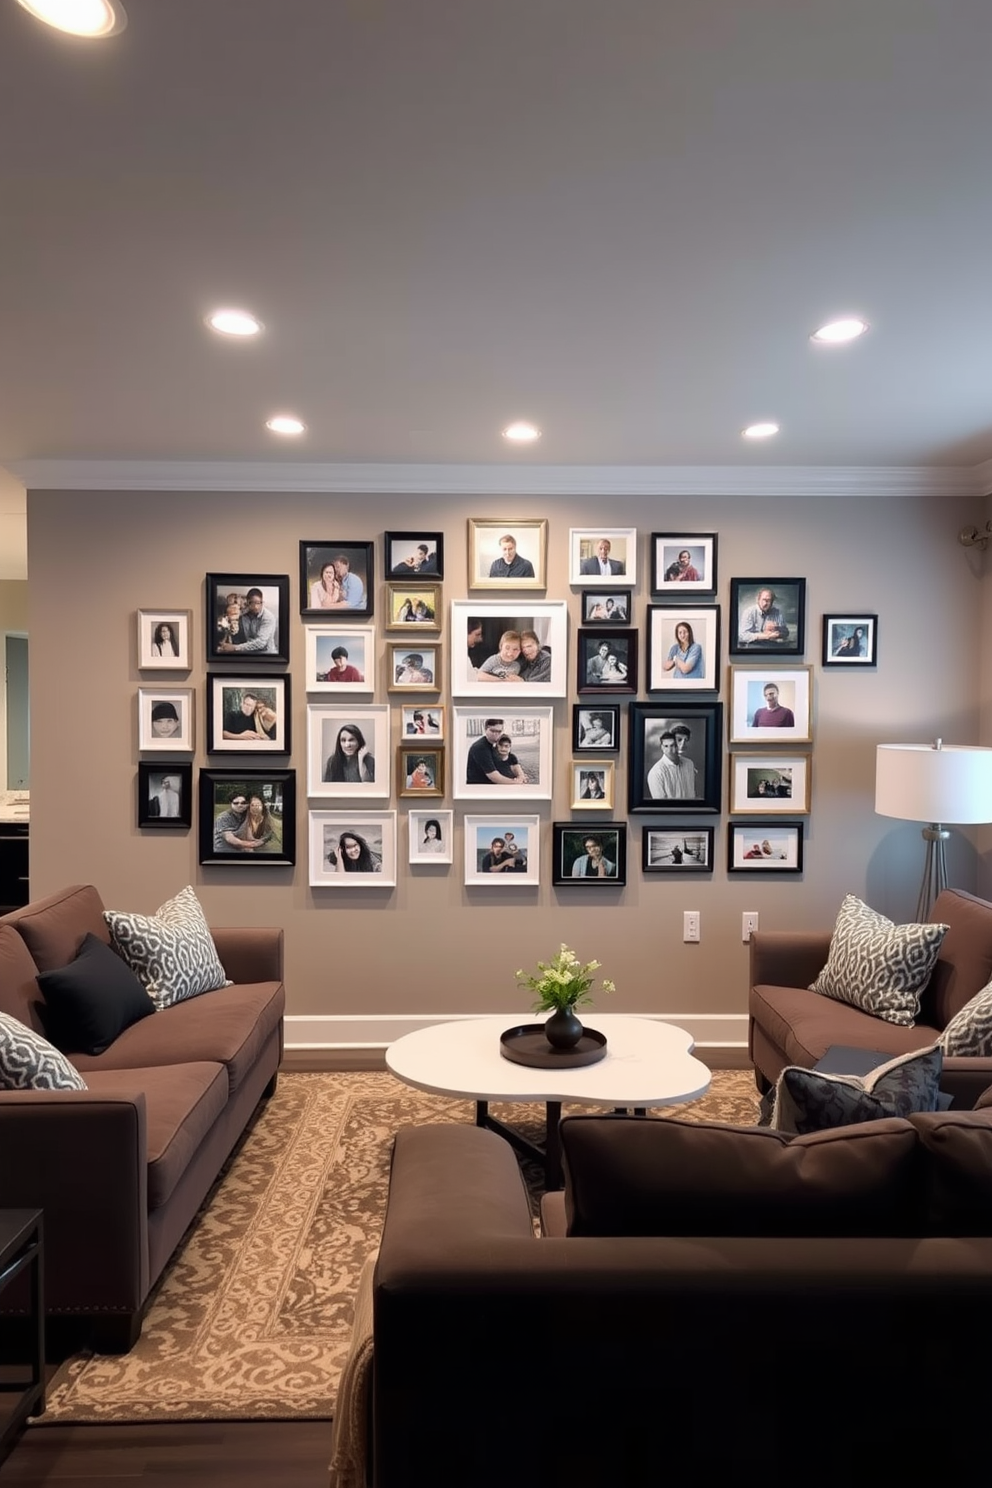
[974,456,992,496]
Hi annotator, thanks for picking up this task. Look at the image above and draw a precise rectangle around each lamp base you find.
[915,824,949,923]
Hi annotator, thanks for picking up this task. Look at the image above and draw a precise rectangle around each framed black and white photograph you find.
[569,528,637,587]
[570,761,614,810]
[581,590,631,623]
[452,707,554,800]
[453,600,568,697]
[400,704,445,740]
[137,687,194,753]
[385,585,442,631]
[573,704,620,753]
[464,814,541,885]
[308,810,397,887]
[199,769,296,866]
[577,628,637,695]
[730,753,810,814]
[299,542,374,619]
[409,808,453,865]
[647,605,720,693]
[822,614,877,667]
[397,745,444,797]
[306,705,390,799]
[552,823,627,886]
[388,642,441,691]
[206,676,291,755]
[728,666,813,744]
[468,518,548,590]
[642,826,714,873]
[628,702,723,814]
[650,534,717,596]
[137,762,192,828]
[207,573,290,664]
[137,608,192,671]
[728,821,804,873]
[730,578,806,656]
[304,626,375,693]
[385,531,444,580]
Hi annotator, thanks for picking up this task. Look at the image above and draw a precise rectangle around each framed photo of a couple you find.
[453,601,568,698]
[385,531,443,580]
[304,627,375,694]
[582,591,630,623]
[577,629,637,695]
[207,574,290,665]
[651,534,717,596]
[385,586,441,632]
[299,543,374,620]
[452,708,554,801]
[308,811,397,887]
[728,821,804,873]
[206,676,291,755]
[198,769,296,867]
[137,609,192,671]
[463,815,541,886]
[627,703,723,814]
[730,754,810,814]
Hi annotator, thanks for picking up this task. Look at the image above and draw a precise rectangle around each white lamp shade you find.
[875,744,992,825]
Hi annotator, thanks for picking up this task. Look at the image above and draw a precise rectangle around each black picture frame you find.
[206,573,290,664]
[822,613,878,667]
[384,530,444,581]
[627,702,723,814]
[299,542,374,619]
[137,762,192,828]
[552,822,627,886]
[729,577,805,657]
[577,628,638,695]
[580,590,632,624]
[572,704,620,753]
[198,769,296,866]
[206,675,291,756]
[727,820,804,873]
[642,825,714,873]
[650,533,718,596]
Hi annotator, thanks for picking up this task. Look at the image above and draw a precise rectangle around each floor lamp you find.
[875,741,992,921]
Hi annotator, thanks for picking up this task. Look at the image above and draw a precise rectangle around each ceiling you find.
[2,0,992,508]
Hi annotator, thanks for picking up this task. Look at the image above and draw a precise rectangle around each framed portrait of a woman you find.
[409,809,453,864]
[137,609,191,671]
[306,705,390,799]
[308,811,397,887]
[646,605,719,693]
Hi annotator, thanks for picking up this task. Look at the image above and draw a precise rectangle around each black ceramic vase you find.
[544,1005,584,1051]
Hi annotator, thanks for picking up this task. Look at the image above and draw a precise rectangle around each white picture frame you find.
[137,687,194,752]
[568,527,638,587]
[463,814,541,886]
[306,704,390,798]
[728,666,813,745]
[304,626,375,694]
[647,605,720,693]
[451,600,568,698]
[137,609,192,671]
[308,810,397,886]
[452,707,554,800]
[399,704,445,740]
[408,808,453,864]
[206,675,290,755]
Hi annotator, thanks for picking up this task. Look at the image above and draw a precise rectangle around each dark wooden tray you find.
[499,1023,608,1069]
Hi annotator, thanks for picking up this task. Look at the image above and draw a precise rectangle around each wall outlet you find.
[683,910,700,943]
[742,911,759,943]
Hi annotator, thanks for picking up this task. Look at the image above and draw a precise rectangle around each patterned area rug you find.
[35,1066,760,1425]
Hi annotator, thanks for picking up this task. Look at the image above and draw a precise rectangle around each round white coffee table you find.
[386,1014,711,1188]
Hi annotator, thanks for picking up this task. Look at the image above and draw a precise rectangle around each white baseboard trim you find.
[284,1011,748,1052]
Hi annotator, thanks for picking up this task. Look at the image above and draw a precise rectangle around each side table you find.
[0,1209,45,1465]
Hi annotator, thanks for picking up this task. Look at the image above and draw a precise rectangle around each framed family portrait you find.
[198,769,296,867]
[650,534,717,596]
[627,702,723,814]
[573,704,620,753]
[728,821,804,873]
[206,676,291,755]
[385,531,444,580]
[397,745,444,797]
[388,642,441,691]
[137,608,191,671]
[463,814,541,886]
[647,605,720,693]
[728,666,813,744]
[137,687,194,753]
[452,707,554,800]
[385,585,442,631]
[306,705,390,799]
[299,542,374,619]
[552,823,627,886]
[730,578,806,656]
[467,518,548,590]
[730,753,810,814]
[400,704,445,740]
[642,826,714,873]
[453,600,568,698]
[581,590,631,623]
[137,762,192,829]
[577,628,637,695]
[822,614,878,667]
[304,627,374,693]
[409,809,453,864]
[308,810,397,887]
[569,528,637,587]
[570,761,614,810]
[206,574,290,664]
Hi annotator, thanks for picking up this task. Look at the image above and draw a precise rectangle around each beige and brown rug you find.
[35,1067,760,1425]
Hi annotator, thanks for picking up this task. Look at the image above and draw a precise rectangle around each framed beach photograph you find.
[137,687,194,753]
[308,810,397,887]
[385,531,444,580]
[730,578,806,657]
[137,608,191,671]
[452,707,554,800]
[647,605,720,693]
[642,826,715,873]
[397,745,444,797]
[137,762,192,828]
[573,704,620,753]
[400,704,445,740]
[198,769,296,867]
[730,754,811,814]
[822,613,878,667]
[409,808,453,864]
[728,666,813,744]
[207,573,290,664]
[650,534,717,596]
[468,518,548,590]
[463,814,541,886]
[569,528,637,587]
[299,542,374,619]
[570,761,614,810]
[385,584,442,632]
[306,704,390,799]
[304,627,374,693]
[728,821,804,873]
[206,676,290,755]
[577,628,637,695]
[453,600,568,698]
[388,642,441,691]
[552,823,627,886]
[628,702,723,814]
[581,590,631,623]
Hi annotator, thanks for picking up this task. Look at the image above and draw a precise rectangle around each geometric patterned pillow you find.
[809,894,948,1027]
[103,885,232,1012]
[771,1043,944,1136]
[0,1010,88,1090]
[940,979,992,1056]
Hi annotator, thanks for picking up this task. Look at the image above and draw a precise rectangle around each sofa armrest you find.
[211,926,283,984]
[750,929,832,990]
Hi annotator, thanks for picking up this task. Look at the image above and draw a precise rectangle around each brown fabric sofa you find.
[749,886,992,1106]
[0,884,284,1354]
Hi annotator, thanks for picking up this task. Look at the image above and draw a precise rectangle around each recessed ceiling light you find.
[16,0,127,37]
[742,422,780,440]
[810,316,869,345]
[502,421,542,443]
[206,308,263,338]
[266,415,306,436]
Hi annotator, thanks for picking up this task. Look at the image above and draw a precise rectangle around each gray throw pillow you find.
[0,1010,88,1091]
[104,885,231,1011]
[772,1043,943,1136]
[940,978,992,1056]
[809,894,948,1026]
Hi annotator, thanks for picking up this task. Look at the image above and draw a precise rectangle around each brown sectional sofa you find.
[0,884,284,1354]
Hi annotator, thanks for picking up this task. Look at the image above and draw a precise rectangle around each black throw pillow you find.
[37,932,155,1055]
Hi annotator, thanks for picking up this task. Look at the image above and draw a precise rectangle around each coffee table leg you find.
[476,1100,489,1128]
[544,1101,563,1190]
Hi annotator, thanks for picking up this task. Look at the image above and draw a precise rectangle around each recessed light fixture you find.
[742,421,780,440]
[502,421,542,443]
[206,308,263,338]
[16,0,127,37]
[265,415,306,436]
[810,316,869,345]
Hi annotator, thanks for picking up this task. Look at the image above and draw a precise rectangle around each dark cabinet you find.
[0,822,29,915]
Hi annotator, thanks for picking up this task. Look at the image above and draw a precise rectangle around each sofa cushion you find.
[0,1010,88,1091]
[922,888,992,1030]
[909,1106,992,1234]
[939,977,992,1057]
[771,1044,943,1136]
[749,982,942,1072]
[36,932,155,1056]
[809,894,948,1026]
[0,924,47,1034]
[8,884,110,974]
[104,886,231,1011]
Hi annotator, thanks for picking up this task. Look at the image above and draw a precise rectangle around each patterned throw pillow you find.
[104,885,231,1011]
[808,894,948,1026]
[940,978,992,1056]
[0,1011,88,1091]
[772,1044,943,1136]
